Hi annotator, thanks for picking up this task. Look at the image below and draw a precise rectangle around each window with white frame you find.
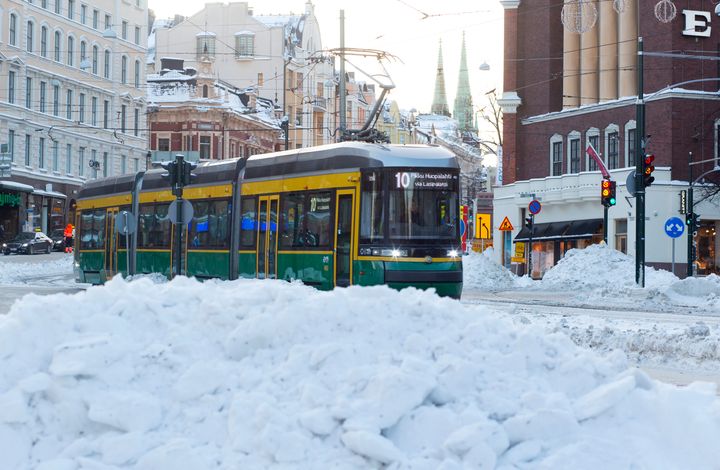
[91,96,97,125]
[41,26,48,57]
[9,13,17,46]
[54,0,61,14]
[92,45,98,74]
[39,81,46,112]
[66,88,73,120]
[66,144,72,174]
[25,134,31,166]
[39,137,46,168]
[121,55,127,84]
[27,21,34,52]
[624,120,637,168]
[196,33,216,59]
[586,127,600,171]
[567,131,581,174]
[604,124,620,170]
[52,141,58,171]
[93,9,98,29]
[67,35,74,66]
[121,20,127,40]
[103,151,108,177]
[80,4,86,24]
[79,93,85,122]
[134,59,140,88]
[54,30,61,62]
[104,49,111,78]
[67,0,75,20]
[52,84,59,115]
[134,26,140,45]
[8,71,15,104]
[25,77,32,108]
[550,134,563,176]
[79,146,84,176]
[234,32,255,58]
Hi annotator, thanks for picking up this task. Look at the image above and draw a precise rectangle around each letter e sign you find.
[683,10,712,38]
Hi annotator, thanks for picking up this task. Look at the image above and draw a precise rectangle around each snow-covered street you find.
[1,245,720,468]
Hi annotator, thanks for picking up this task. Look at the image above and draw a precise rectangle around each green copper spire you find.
[431,40,450,116]
[453,32,474,133]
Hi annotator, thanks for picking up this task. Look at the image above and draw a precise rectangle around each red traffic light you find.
[601,180,611,189]
[644,154,655,166]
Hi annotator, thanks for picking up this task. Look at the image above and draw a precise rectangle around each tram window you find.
[239,197,257,248]
[188,199,230,249]
[279,191,332,248]
[79,209,106,250]
[137,203,170,248]
[360,171,384,242]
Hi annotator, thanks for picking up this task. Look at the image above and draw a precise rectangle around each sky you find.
[2,246,720,467]
[147,0,506,115]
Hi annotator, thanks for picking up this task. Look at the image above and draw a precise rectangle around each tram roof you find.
[243,142,459,179]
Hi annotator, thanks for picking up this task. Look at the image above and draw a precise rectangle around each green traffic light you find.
[609,197,616,206]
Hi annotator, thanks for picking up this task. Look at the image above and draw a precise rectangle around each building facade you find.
[495,0,720,278]
[147,57,281,161]
[150,1,336,150]
[0,0,148,240]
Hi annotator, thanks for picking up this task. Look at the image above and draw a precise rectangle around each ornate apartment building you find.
[149,1,336,151]
[0,0,148,239]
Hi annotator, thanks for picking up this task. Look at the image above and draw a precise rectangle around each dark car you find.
[2,232,53,255]
[49,229,66,252]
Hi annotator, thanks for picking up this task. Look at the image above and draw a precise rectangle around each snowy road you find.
[463,288,720,388]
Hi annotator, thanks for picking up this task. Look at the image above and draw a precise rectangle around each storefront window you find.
[696,221,718,275]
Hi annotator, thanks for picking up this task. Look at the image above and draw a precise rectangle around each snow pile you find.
[665,274,720,309]
[541,243,679,291]
[462,248,519,290]
[0,255,73,284]
[1,277,720,468]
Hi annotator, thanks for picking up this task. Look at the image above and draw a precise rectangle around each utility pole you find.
[687,151,694,277]
[634,37,646,287]
[339,10,346,136]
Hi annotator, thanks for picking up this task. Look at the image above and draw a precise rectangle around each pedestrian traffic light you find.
[601,179,616,207]
[642,153,655,187]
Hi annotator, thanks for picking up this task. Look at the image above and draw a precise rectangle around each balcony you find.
[151,150,201,163]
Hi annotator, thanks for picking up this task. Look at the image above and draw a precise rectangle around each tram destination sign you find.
[394,171,456,190]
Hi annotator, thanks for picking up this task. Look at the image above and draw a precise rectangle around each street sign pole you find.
[603,205,608,244]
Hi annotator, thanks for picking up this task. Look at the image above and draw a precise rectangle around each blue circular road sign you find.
[664,216,685,239]
[528,199,542,215]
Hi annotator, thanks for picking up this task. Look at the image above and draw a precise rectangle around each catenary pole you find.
[635,37,646,287]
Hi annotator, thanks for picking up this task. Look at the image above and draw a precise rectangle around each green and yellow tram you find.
[75,142,463,297]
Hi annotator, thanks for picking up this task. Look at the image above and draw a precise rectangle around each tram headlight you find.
[447,249,459,258]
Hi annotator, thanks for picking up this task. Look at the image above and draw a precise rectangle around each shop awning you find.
[564,219,603,239]
[0,180,34,193]
[32,188,67,199]
[514,219,600,242]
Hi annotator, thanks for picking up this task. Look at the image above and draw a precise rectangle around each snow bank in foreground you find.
[1,277,720,469]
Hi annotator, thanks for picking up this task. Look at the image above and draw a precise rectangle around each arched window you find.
[54,30,61,62]
[121,55,127,84]
[92,45,98,74]
[41,26,48,57]
[80,40,87,67]
[549,134,563,176]
[9,13,17,46]
[203,85,208,97]
[26,21,34,52]
[604,124,620,170]
[67,35,74,66]
[134,59,140,88]
[104,49,110,79]
[567,130,581,174]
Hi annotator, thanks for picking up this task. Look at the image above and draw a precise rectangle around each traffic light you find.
[180,160,198,187]
[642,153,655,187]
[160,160,178,187]
[525,215,534,231]
[601,179,616,207]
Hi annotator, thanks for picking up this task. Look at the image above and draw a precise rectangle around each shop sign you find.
[682,10,712,38]
[511,242,526,263]
[0,192,21,207]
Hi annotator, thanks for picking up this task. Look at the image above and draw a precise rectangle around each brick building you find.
[494,0,720,278]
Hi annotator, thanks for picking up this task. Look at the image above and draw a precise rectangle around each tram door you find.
[104,208,118,278]
[335,191,354,287]
[256,196,279,279]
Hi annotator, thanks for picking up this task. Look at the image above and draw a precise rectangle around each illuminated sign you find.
[393,171,456,190]
[0,192,21,207]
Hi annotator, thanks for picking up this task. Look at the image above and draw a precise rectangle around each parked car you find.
[49,228,66,252]
[2,232,53,255]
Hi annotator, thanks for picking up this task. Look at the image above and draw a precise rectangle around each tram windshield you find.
[360,169,459,243]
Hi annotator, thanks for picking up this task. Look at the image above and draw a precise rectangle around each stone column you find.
[599,0,618,101]
[563,26,580,108]
[618,0,637,97]
[579,0,599,105]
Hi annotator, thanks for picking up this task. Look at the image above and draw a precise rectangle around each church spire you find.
[453,32,474,133]
[431,40,450,116]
